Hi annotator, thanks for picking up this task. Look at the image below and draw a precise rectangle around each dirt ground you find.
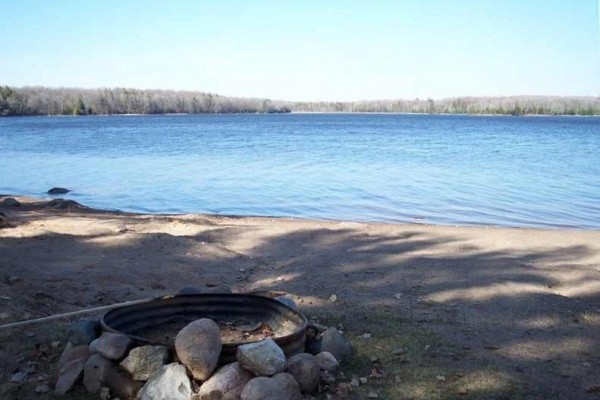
[1,195,600,399]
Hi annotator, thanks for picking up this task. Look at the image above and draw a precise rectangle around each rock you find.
[83,354,113,393]
[82,353,140,397]
[120,345,170,381]
[103,363,142,399]
[46,198,83,209]
[55,359,85,395]
[320,328,351,361]
[47,187,70,194]
[175,318,222,381]
[237,338,286,376]
[197,362,254,400]
[68,318,99,346]
[35,383,50,393]
[1,197,21,207]
[315,352,340,374]
[0,214,9,229]
[286,353,319,394]
[138,363,192,400]
[241,372,302,400]
[89,332,132,361]
[178,286,203,295]
[58,343,91,370]
[304,327,322,355]
[275,296,298,310]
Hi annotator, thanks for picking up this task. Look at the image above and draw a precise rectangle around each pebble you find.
[237,338,287,376]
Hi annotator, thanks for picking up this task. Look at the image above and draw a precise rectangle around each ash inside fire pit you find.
[130,316,275,345]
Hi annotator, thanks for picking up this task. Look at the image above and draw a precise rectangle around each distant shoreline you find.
[2,86,599,117]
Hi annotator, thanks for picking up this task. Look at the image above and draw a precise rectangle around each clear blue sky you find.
[1,0,598,101]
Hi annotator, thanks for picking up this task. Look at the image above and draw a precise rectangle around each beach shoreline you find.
[1,195,600,398]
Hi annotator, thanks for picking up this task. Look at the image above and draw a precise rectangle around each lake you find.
[1,114,599,229]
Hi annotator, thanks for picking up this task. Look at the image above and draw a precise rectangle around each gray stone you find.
[83,354,113,393]
[82,353,140,397]
[120,345,170,381]
[237,338,286,376]
[58,343,91,370]
[68,318,99,346]
[175,318,222,381]
[275,296,298,310]
[55,359,84,395]
[89,332,132,360]
[241,373,302,400]
[1,197,21,207]
[46,198,83,209]
[47,187,70,194]
[320,328,351,361]
[197,362,254,400]
[286,353,319,394]
[103,363,142,399]
[138,363,192,400]
[315,352,340,374]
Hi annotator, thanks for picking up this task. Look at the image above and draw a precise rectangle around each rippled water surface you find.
[1,114,599,229]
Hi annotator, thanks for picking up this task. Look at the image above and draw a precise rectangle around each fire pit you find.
[100,293,308,364]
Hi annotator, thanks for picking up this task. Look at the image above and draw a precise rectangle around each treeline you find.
[290,96,600,116]
[1,86,599,116]
[0,86,290,116]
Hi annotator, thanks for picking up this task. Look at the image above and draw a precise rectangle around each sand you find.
[1,195,600,399]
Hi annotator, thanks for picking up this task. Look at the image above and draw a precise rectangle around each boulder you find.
[320,328,351,361]
[175,318,222,381]
[286,353,319,394]
[120,345,170,381]
[55,358,85,395]
[46,199,83,209]
[241,373,302,400]
[315,352,340,374]
[47,187,70,194]
[1,197,20,207]
[237,338,286,376]
[197,362,254,400]
[89,332,132,361]
[68,318,99,346]
[138,363,192,400]
[103,363,142,399]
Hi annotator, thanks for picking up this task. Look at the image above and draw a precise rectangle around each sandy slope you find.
[1,195,600,398]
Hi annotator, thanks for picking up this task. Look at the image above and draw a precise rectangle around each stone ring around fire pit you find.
[100,293,308,365]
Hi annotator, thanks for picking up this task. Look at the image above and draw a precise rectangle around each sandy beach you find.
[1,195,599,399]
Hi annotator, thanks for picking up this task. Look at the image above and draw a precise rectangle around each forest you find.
[1,86,599,116]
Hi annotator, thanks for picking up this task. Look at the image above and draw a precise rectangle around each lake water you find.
[1,114,599,229]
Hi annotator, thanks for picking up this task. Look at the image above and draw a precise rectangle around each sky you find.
[0,0,598,101]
